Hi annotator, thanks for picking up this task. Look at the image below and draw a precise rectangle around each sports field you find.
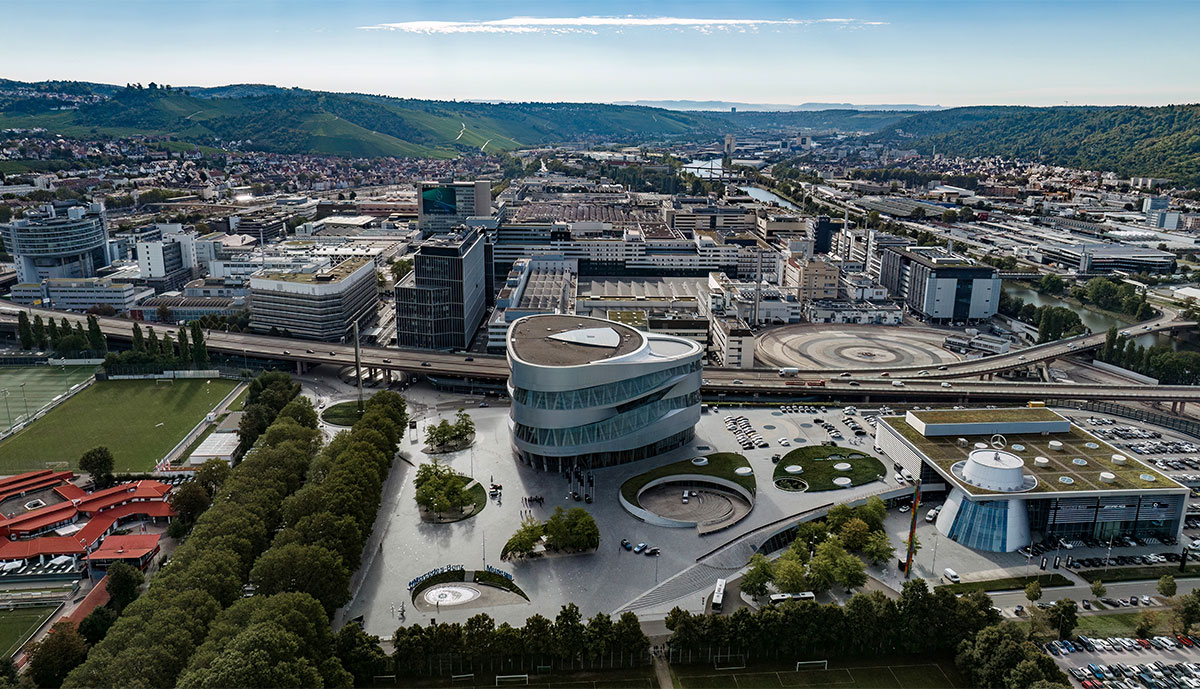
[0,366,97,429]
[0,378,239,474]
[675,661,963,689]
[0,605,57,657]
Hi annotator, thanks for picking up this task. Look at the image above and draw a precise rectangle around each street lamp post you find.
[19,383,29,423]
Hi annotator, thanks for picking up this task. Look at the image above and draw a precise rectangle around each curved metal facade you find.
[507,314,703,472]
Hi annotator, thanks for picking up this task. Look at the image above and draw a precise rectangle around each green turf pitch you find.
[677,663,959,689]
[0,605,57,656]
[0,377,238,474]
[0,366,96,427]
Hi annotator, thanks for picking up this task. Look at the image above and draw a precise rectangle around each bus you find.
[711,578,727,613]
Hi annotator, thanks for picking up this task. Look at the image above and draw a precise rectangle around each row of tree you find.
[235,371,302,457]
[176,391,408,687]
[1098,327,1200,385]
[102,321,208,372]
[16,312,106,357]
[503,506,601,558]
[391,604,649,676]
[62,375,324,688]
[997,292,1087,343]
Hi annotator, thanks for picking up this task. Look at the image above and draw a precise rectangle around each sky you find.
[2,0,1198,107]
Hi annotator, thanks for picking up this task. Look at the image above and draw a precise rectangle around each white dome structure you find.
[957,449,1031,492]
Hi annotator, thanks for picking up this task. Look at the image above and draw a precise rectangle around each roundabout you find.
[755,323,964,371]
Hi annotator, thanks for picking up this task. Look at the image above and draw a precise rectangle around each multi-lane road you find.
[1,301,1195,404]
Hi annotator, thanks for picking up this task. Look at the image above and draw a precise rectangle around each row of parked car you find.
[1072,658,1200,689]
[724,416,770,450]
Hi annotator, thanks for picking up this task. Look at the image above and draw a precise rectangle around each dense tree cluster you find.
[740,499,893,598]
[665,578,1002,663]
[1099,326,1200,385]
[956,622,1070,689]
[236,370,303,455]
[998,292,1086,343]
[424,409,474,450]
[413,459,473,518]
[498,506,600,557]
[392,605,649,676]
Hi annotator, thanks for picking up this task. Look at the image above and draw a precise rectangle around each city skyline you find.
[1,0,1198,107]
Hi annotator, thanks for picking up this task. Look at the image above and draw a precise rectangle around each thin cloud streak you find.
[359,16,888,35]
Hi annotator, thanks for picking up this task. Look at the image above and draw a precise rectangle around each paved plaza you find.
[341,387,903,636]
[755,323,965,371]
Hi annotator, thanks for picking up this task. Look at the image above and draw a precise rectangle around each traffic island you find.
[320,401,364,427]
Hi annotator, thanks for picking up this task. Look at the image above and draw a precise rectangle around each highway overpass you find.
[0,302,1193,410]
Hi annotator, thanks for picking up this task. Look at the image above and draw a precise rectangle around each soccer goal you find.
[155,378,175,386]
[713,654,746,671]
[796,660,829,671]
[496,674,529,686]
[450,673,475,684]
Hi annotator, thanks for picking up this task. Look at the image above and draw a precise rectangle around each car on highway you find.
[305,349,314,353]
[464,356,474,361]
[938,365,948,371]
[941,382,953,388]
[892,380,905,387]
[421,361,431,367]
[383,358,392,363]
[849,381,860,386]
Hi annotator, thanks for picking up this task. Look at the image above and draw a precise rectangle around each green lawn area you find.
[937,573,1073,594]
[773,446,887,492]
[0,605,57,657]
[1078,564,1200,584]
[321,401,364,427]
[620,453,753,505]
[0,366,97,428]
[0,378,238,473]
[675,659,965,689]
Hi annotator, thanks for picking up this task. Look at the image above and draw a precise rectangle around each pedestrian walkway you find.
[652,655,673,689]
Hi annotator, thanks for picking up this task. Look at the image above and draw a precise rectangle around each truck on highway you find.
[777,368,800,377]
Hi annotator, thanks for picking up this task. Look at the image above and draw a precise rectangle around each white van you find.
[942,568,960,584]
[681,490,689,505]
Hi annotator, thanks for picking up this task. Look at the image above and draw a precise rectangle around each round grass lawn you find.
[321,401,364,427]
[620,452,753,505]
[772,445,887,492]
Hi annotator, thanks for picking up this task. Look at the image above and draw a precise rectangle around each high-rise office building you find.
[879,247,999,323]
[417,180,491,232]
[1,203,111,283]
[395,228,487,350]
[248,258,377,341]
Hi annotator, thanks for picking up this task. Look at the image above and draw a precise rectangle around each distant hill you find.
[615,99,943,112]
[707,109,915,133]
[0,81,729,158]
[872,105,1200,184]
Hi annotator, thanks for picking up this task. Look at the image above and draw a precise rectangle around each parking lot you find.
[1051,633,1200,688]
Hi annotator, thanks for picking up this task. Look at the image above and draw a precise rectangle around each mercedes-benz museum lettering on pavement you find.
[506,314,703,472]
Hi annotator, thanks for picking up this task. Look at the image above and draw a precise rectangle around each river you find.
[1003,283,1183,350]
[738,185,801,211]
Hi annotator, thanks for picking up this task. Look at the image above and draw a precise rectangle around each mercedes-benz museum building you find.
[506,314,703,472]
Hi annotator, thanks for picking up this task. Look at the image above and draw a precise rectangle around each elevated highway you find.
[0,302,1193,410]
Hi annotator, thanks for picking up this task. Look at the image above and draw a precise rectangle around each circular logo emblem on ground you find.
[421,584,482,606]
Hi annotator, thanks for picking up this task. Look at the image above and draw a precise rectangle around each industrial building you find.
[879,247,999,323]
[507,314,703,471]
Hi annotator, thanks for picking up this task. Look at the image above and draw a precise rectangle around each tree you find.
[544,507,599,551]
[773,556,808,593]
[862,531,896,565]
[28,620,88,688]
[553,604,586,662]
[334,624,389,687]
[193,458,232,497]
[941,209,958,223]
[190,321,209,367]
[389,258,413,282]
[413,459,471,518]
[79,446,115,487]
[1135,610,1159,638]
[32,314,47,349]
[105,561,145,614]
[86,315,106,353]
[169,480,212,526]
[77,606,118,646]
[177,326,192,367]
[1158,574,1178,599]
[249,543,350,616]
[1173,591,1200,633]
[741,553,773,599]
[130,321,145,352]
[17,311,33,350]
[1090,579,1107,600]
[1025,581,1042,603]
[1048,598,1077,639]
[503,517,544,559]
[838,518,871,552]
